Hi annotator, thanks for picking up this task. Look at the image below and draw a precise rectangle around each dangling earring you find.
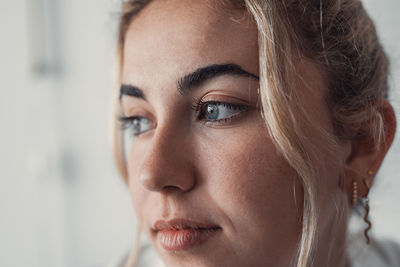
[362,177,372,244]
[351,171,373,244]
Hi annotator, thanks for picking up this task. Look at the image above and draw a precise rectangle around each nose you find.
[137,125,196,193]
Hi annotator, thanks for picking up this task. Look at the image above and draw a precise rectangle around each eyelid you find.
[191,93,252,110]
[200,92,253,106]
[120,96,157,118]
[120,105,156,123]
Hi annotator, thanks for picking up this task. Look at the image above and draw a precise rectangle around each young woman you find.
[113,0,399,266]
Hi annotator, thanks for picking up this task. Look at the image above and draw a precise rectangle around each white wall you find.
[0,0,134,266]
[0,1,399,266]
[362,0,400,244]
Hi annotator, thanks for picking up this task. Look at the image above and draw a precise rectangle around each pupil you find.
[133,119,141,130]
[206,104,219,119]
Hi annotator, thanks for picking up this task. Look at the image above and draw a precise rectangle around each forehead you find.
[122,0,259,93]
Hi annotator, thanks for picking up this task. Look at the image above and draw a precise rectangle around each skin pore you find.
[119,0,396,266]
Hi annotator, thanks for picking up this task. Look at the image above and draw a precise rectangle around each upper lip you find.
[153,218,221,231]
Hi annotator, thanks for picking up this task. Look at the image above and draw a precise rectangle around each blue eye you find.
[120,101,248,138]
[198,101,248,122]
[119,116,153,136]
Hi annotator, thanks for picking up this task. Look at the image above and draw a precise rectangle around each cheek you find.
[198,125,303,252]
[126,153,152,226]
[129,173,145,220]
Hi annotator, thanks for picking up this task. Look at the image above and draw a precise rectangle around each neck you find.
[312,196,350,267]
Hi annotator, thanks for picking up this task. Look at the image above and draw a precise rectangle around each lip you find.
[153,219,222,251]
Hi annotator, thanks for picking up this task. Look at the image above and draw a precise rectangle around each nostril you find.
[163,185,183,193]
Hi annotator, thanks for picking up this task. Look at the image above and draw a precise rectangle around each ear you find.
[344,99,397,203]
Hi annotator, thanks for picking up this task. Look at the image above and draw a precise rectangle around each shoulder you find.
[134,244,164,267]
[348,234,400,267]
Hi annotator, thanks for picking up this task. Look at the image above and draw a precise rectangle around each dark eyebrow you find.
[177,63,259,95]
[120,84,146,100]
[120,63,259,100]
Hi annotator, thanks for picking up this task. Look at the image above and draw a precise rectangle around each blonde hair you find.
[113,0,390,266]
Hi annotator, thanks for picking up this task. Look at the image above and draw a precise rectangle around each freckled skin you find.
[120,0,351,266]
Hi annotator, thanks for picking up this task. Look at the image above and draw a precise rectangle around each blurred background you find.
[0,0,399,266]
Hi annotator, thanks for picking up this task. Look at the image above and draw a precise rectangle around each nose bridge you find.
[138,122,195,193]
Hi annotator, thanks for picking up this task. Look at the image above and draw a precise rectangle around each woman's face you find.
[120,1,341,266]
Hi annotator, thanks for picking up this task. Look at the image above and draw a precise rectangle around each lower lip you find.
[157,228,221,251]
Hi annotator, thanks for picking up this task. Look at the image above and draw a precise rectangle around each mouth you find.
[153,219,222,251]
